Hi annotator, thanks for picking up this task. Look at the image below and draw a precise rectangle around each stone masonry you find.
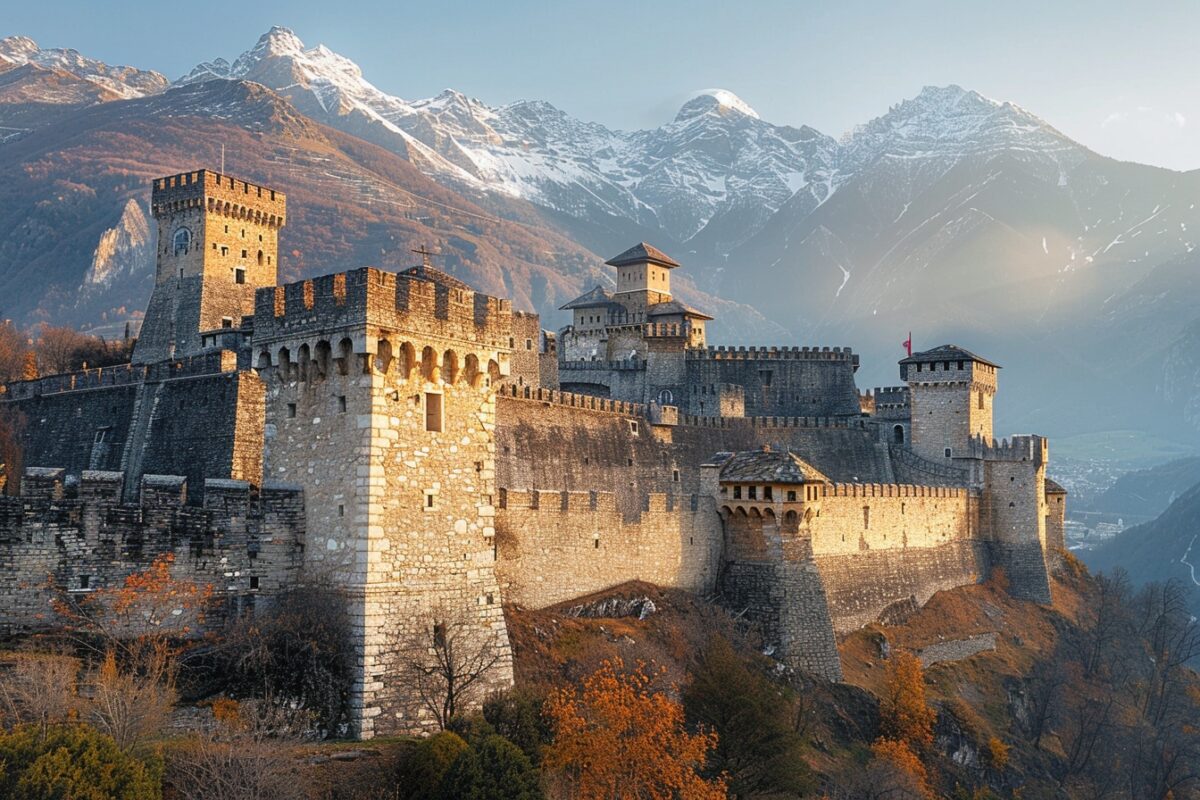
[0,170,1062,737]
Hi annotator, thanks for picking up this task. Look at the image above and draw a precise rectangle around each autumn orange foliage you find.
[543,657,727,800]
[872,738,935,800]
[879,651,936,749]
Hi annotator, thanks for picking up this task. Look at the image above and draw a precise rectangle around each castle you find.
[0,170,1065,738]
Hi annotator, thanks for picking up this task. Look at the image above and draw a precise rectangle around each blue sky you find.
[8,0,1200,169]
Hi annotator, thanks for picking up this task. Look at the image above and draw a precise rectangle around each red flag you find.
[902,333,912,357]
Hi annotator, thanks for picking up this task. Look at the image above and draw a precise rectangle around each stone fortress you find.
[0,170,1065,738]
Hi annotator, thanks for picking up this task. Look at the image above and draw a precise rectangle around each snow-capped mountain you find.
[838,84,1085,172]
[7,26,1200,443]
[175,28,836,252]
[0,35,167,99]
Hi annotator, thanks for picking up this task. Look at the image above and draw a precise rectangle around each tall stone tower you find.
[251,265,515,737]
[900,345,998,463]
[608,242,680,320]
[133,170,286,364]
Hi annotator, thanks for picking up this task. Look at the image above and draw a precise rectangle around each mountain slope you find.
[1087,480,1200,608]
[0,74,774,340]
[174,28,836,260]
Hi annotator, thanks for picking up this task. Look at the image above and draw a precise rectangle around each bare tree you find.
[88,648,176,751]
[167,700,305,800]
[0,651,80,737]
[406,608,504,730]
[34,325,93,375]
[0,321,30,384]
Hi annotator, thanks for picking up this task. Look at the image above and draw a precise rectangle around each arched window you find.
[978,391,985,410]
[657,389,673,405]
[892,424,905,445]
[173,228,192,256]
[257,250,264,266]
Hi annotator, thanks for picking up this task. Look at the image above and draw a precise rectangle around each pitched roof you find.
[399,263,475,293]
[1045,477,1067,495]
[714,449,830,484]
[899,344,1000,369]
[559,285,618,310]
[647,299,713,320]
[605,242,681,269]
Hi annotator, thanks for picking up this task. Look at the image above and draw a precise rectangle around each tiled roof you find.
[899,344,1000,369]
[714,449,829,484]
[1045,477,1067,494]
[605,242,681,269]
[559,285,618,310]
[647,299,713,320]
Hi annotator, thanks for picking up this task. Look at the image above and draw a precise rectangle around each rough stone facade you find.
[0,171,1063,738]
[0,470,304,636]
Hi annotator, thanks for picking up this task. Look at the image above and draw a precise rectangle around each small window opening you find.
[425,392,443,432]
[433,623,446,648]
[235,267,246,285]
[748,486,757,500]
[764,486,773,500]
[733,486,742,500]
[338,395,347,412]
[863,506,871,529]
[287,403,297,418]
[80,575,90,590]
[249,576,260,590]
[337,504,345,517]
[221,317,233,328]
[672,469,680,482]
[787,490,796,502]
[944,448,952,458]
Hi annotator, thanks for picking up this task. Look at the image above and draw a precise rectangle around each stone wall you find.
[684,346,862,417]
[3,353,262,503]
[495,490,722,609]
[0,471,304,636]
[495,390,896,521]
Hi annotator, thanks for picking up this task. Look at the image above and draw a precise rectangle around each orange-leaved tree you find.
[879,650,936,749]
[543,657,727,800]
[871,737,935,800]
[53,554,213,751]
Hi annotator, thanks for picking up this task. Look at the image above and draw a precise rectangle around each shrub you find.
[439,734,542,800]
[0,723,162,799]
[396,731,469,800]
[482,688,549,765]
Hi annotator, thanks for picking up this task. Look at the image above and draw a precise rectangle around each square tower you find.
[133,170,286,364]
[900,345,998,463]
[607,242,680,320]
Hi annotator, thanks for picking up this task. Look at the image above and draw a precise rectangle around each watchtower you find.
[133,170,286,364]
[900,345,998,463]
[607,242,680,319]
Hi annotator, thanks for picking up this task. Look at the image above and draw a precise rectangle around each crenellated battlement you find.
[252,267,514,348]
[500,384,646,416]
[687,345,858,364]
[820,482,971,499]
[3,350,239,400]
[151,169,286,227]
[965,434,1047,464]
[677,414,871,430]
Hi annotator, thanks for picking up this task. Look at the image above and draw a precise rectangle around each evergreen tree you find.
[439,734,542,800]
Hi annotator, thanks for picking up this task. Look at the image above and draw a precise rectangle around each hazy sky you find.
[7,0,1200,170]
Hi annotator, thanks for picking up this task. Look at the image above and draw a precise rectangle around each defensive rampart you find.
[0,470,305,636]
[495,490,722,609]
